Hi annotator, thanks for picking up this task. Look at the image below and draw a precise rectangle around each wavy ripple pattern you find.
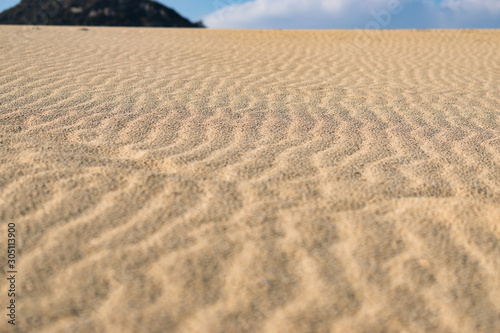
[0,27,499,333]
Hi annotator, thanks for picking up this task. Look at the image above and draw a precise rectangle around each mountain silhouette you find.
[0,0,204,27]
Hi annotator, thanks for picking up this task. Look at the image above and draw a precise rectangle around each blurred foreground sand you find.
[0,26,499,332]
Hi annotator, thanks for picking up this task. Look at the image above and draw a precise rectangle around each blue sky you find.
[1,0,499,29]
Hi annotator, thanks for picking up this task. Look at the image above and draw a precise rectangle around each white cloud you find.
[441,0,500,12]
[203,0,500,29]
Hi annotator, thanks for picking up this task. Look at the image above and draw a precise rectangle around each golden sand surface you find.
[0,26,499,332]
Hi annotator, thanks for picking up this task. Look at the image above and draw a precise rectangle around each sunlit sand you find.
[1,26,499,332]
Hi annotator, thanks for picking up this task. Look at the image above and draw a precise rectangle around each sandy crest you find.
[0,26,499,332]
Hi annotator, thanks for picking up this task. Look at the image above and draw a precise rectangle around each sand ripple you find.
[1,27,499,332]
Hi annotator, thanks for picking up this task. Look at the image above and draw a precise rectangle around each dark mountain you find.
[0,0,204,27]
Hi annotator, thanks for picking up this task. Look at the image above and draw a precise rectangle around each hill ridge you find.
[0,0,204,27]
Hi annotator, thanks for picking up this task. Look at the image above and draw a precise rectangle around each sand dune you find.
[0,26,499,332]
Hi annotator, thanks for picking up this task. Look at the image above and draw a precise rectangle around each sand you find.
[0,26,499,332]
